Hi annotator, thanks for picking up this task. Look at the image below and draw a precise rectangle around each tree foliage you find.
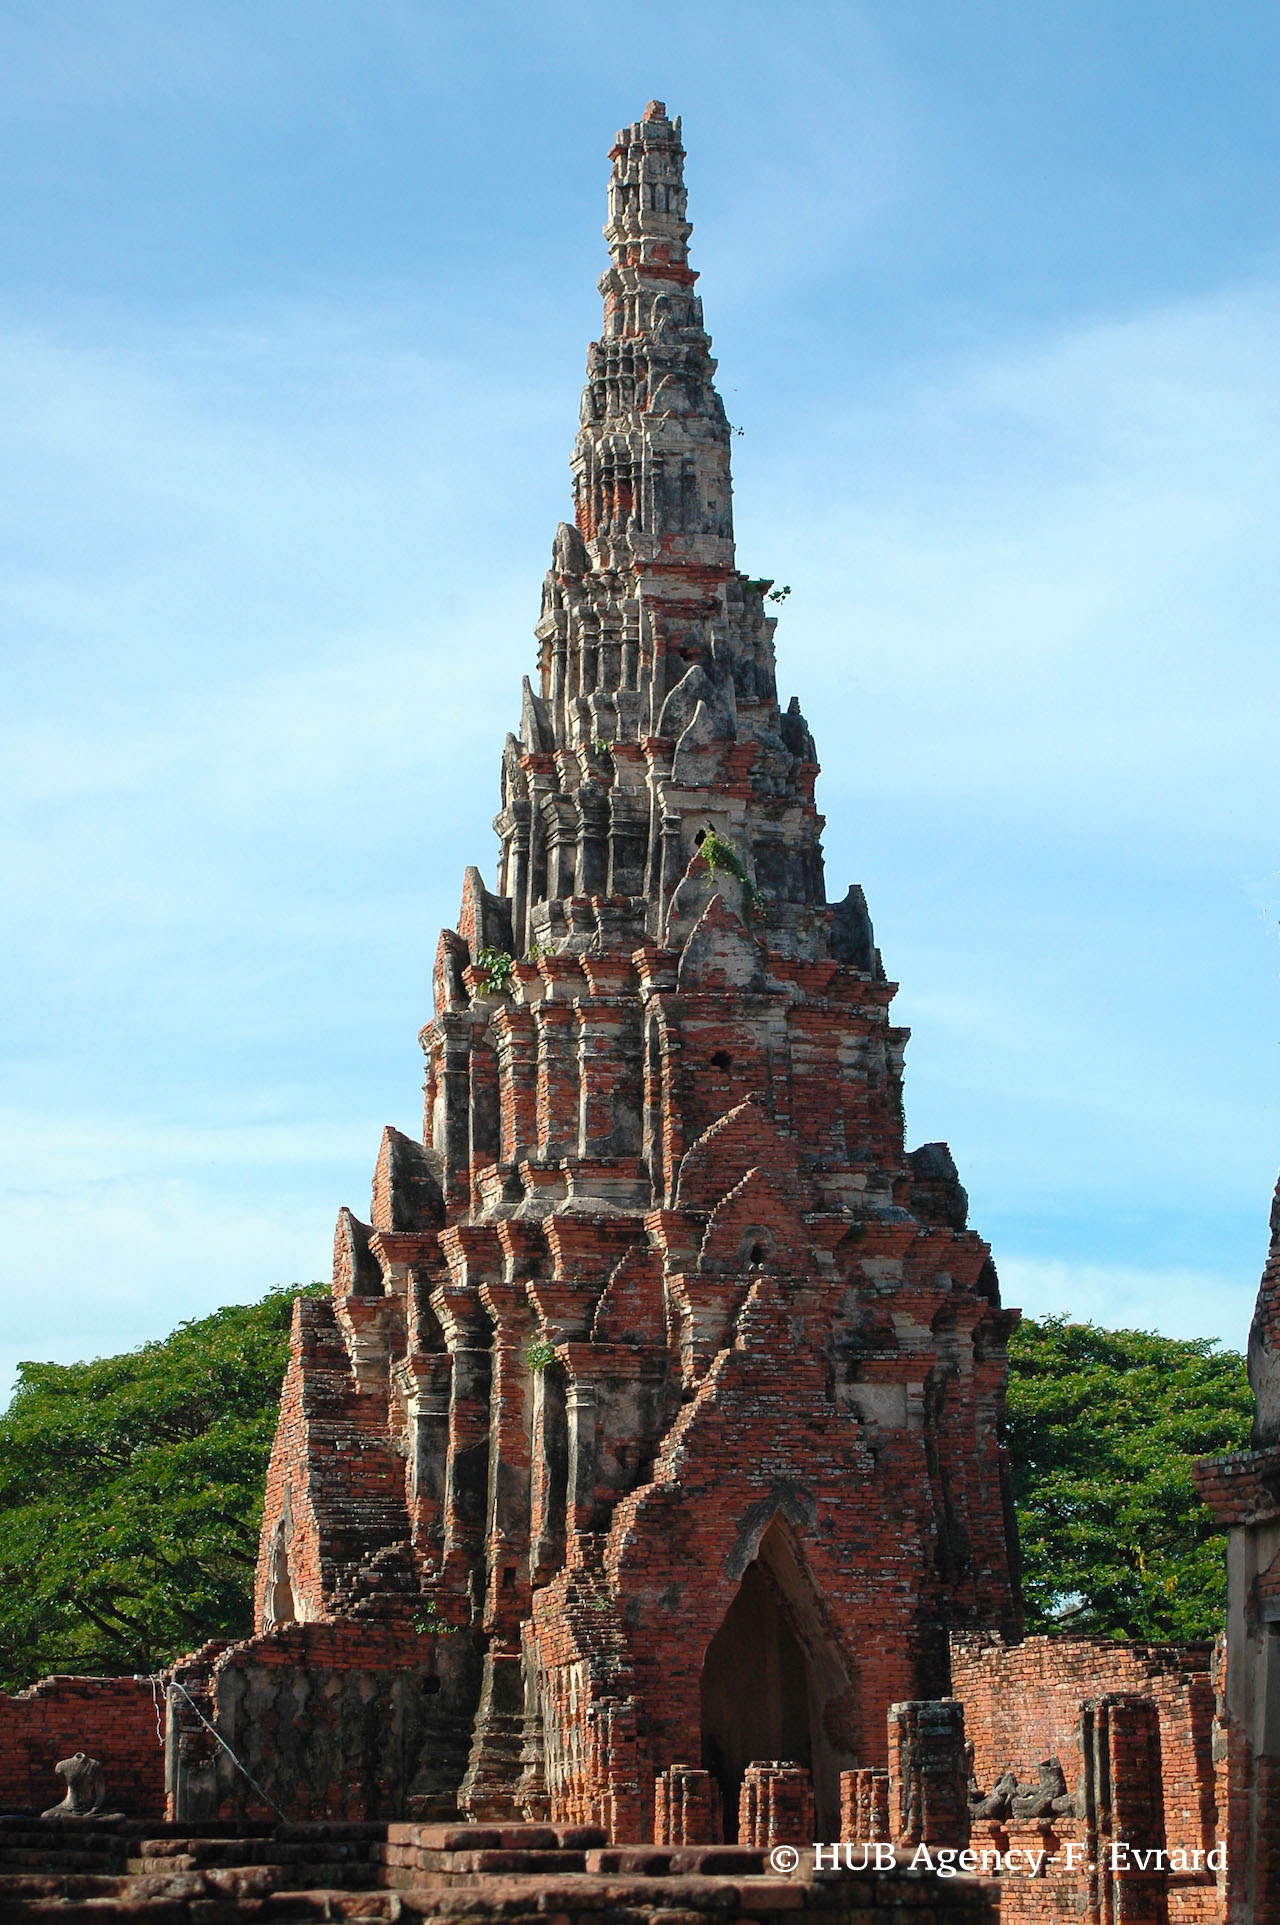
[0,1287,322,1689]
[1006,1315,1252,1642]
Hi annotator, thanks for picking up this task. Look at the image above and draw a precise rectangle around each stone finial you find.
[604,101,691,282]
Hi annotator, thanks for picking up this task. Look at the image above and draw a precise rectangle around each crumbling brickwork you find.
[1196,1172,1280,1921]
[953,1641,1222,1923]
[0,105,1239,1920]
[227,100,1021,1841]
[952,1633,1217,1853]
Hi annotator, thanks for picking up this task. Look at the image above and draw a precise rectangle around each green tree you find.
[0,1286,322,1689]
[1006,1315,1252,1642]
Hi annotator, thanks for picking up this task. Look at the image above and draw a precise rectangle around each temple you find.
[0,102,1252,1925]
[239,97,1022,1838]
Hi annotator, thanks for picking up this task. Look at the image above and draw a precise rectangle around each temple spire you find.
[603,100,693,285]
[489,106,829,961]
[575,101,731,576]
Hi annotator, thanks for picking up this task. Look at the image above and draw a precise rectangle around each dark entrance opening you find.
[699,1517,855,1840]
[700,1559,811,1836]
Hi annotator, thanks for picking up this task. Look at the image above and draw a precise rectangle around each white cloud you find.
[999,1258,1257,1355]
[746,279,1280,838]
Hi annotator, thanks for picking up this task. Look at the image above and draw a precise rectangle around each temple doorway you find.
[699,1518,851,1839]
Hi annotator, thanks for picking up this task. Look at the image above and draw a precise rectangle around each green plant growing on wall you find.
[410,1595,457,1639]
[526,1339,557,1372]
[698,829,761,916]
[475,947,515,993]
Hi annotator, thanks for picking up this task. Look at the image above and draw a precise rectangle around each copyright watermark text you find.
[767,1842,1225,1878]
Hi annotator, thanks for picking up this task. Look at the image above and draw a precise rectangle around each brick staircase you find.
[0,1815,994,1922]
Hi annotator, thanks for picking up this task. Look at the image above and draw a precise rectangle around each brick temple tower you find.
[246,101,1023,1842]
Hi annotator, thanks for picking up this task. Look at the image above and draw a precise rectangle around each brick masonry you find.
[215,98,1024,1846]
[0,99,1244,1925]
[1196,1171,1280,1921]
[0,1675,165,1816]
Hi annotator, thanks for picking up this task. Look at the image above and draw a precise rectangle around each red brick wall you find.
[0,1674,165,1815]
[952,1634,1218,1866]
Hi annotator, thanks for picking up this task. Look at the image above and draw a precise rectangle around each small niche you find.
[710,1049,732,1071]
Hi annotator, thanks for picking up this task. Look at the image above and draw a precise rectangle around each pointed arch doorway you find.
[699,1516,853,1839]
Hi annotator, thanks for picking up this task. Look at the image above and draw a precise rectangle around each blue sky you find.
[2,1,1278,1397]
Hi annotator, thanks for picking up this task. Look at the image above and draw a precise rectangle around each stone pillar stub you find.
[654,1764,722,1845]
[738,1760,815,1849]
[887,1698,969,1849]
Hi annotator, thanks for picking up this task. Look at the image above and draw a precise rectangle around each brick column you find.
[841,1766,889,1842]
[460,1650,526,1822]
[477,1272,535,1637]
[575,781,610,897]
[506,797,532,955]
[565,1378,598,1538]
[655,1764,722,1844]
[401,1362,451,1566]
[433,1233,499,1590]
[887,1699,969,1848]
[529,1359,568,1583]
[429,1013,473,1207]
[494,1003,538,1166]
[738,1761,815,1849]
[535,1002,579,1160]
[1081,1694,1169,1925]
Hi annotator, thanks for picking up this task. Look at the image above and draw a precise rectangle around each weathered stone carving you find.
[1009,1754,1076,1820]
[968,1765,1018,1821]
[43,1752,108,1818]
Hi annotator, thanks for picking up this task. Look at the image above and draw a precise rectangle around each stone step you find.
[0,1831,121,1850]
[382,1820,605,1850]
[130,1857,376,1890]
[0,1873,138,1896]
[587,1844,771,1875]
[374,1842,588,1874]
[267,1896,402,1921]
[132,1839,374,1869]
[0,1848,125,1871]
[0,1904,193,1921]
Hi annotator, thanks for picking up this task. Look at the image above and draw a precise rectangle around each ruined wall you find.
[167,1619,478,1825]
[952,1634,1216,1852]
[0,1674,165,1815]
[254,1291,414,1634]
